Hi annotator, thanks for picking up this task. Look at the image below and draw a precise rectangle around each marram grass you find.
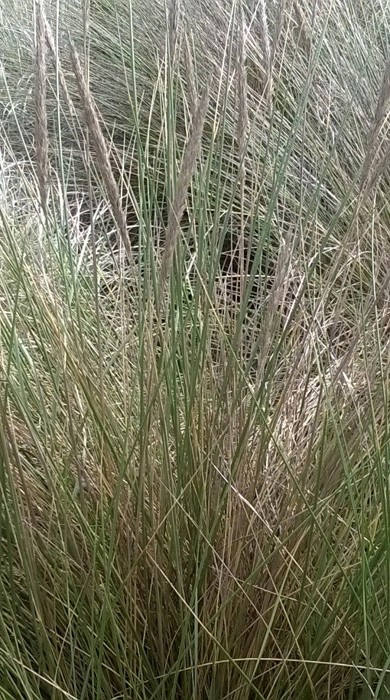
[0,0,390,698]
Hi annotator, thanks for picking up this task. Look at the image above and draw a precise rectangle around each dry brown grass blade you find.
[35,0,49,217]
[69,37,132,264]
[159,83,210,304]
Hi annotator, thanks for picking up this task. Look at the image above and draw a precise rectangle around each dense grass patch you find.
[1,0,390,698]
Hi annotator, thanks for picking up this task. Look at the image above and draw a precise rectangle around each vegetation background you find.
[1,0,390,697]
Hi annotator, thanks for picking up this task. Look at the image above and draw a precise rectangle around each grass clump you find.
[1,0,390,698]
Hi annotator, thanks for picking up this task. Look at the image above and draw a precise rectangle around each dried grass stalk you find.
[35,0,49,216]
[69,38,132,263]
[293,0,312,54]
[363,144,390,198]
[237,2,248,294]
[237,4,248,166]
[360,59,390,193]
[184,33,197,118]
[159,83,210,301]
[83,0,91,42]
[272,0,286,66]
[44,16,76,117]
[257,0,272,93]
[168,0,179,62]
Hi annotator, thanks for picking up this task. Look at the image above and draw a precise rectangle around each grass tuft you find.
[1,0,390,698]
